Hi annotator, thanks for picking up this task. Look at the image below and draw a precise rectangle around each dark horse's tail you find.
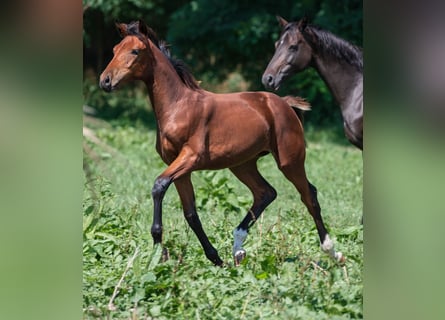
[282,96,311,125]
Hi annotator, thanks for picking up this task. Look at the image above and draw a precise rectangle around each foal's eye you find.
[131,49,139,55]
[289,44,299,52]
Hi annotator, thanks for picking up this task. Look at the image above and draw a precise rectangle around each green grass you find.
[83,120,363,319]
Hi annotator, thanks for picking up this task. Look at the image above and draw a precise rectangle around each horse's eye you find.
[289,44,299,52]
[131,49,139,55]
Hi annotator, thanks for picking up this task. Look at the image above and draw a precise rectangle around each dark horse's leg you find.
[151,146,223,266]
[229,159,277,265]
[174,174,223,266]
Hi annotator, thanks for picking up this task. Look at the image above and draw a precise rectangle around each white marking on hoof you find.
[320,234,333,251]
[234,249,246,266]
[321,234,344,263]
[335,251,346,264]
[232,228,248,256]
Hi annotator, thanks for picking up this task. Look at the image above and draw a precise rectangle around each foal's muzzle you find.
[99,74,112,92]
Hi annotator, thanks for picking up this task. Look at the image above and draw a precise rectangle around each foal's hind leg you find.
[277,158,344,263]
[174,174,223,266]
[230,160,277,265]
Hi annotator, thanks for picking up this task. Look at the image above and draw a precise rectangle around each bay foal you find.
[100,21,343,265]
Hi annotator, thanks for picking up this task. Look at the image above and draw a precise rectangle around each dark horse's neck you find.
[307,27,363,112]
[305,27,363,148]
[308,28,363,106]
[313,55,362,110]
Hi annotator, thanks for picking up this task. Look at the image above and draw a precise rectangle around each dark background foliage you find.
[83,0,362,129]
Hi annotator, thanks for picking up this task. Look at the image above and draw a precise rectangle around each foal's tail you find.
[282,96,311,124]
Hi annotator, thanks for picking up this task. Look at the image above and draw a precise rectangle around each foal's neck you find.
[143,44,191,119]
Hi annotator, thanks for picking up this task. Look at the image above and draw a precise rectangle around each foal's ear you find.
[297,17,308,31]
[276,16,288,29]
[136,20,149,36]
[115,22,128,37]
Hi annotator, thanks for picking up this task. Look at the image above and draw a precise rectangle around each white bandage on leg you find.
[321,234,344,262]
[232,228,248,256]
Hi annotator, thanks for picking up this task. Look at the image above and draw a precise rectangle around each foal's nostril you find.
[100,74,112,92]
[267,75,274,85]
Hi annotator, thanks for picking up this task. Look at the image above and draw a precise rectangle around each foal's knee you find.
[151,176,171,199]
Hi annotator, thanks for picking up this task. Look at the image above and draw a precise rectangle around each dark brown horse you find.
[263,17,363,150]
[99,21,343,266]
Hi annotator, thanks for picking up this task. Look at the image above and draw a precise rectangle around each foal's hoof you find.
[335,252,346,265]
[162,247,170,262]
[234,249,246,266]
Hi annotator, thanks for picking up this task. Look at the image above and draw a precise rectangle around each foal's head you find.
[262,17,313,91]
[99,21,156,92]
[100,21,200,92]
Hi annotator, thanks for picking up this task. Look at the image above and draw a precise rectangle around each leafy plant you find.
[83,120,363,319]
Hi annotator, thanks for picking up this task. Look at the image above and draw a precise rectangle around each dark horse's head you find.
[262,17,314,91]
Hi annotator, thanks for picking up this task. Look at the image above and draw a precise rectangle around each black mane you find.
[125,21,201,90]
[300,24,363,72]
[158,41,201,90]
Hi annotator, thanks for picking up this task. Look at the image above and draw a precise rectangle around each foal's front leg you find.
[150,146,223,266]
[151,175,171,262]
[151,148,194,261]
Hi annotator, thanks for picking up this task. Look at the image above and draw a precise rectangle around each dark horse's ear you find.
[115,22,128,38]
[297,17,308,31]
[276,16,288,29]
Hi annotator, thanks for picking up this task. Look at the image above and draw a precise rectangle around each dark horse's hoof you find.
[234,249,246,266]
